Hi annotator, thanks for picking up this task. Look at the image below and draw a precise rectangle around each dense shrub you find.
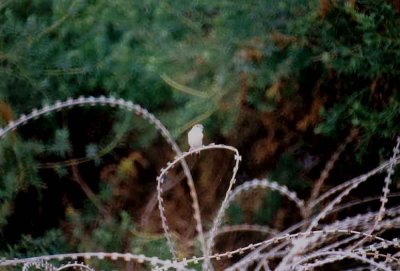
[0,0,399,270]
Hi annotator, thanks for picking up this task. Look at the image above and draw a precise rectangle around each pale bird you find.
[188,124,204,152]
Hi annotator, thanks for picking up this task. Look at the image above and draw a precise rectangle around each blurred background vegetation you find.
[0,0,400,269]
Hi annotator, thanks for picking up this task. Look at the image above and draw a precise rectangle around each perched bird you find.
[188,124,204,152]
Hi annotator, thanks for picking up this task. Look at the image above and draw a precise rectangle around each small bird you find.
[188,124,204,152]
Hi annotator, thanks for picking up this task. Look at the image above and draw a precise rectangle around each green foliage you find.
[227,202,244,224]
[253,191,281,225]
[253,154,309,224]
[85,143,98,159]
[65,208,172,269]
[281,0,400,143]
[49,128,71,157]
[2,229,68,258]
[1,0,399,266]
[0,137,43,228]
[268,154,307,190]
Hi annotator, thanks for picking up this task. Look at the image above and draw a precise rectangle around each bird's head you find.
[193,124,204,131]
